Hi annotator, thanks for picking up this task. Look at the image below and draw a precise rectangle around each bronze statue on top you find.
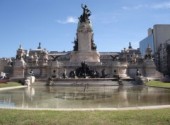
[79,4,91,23]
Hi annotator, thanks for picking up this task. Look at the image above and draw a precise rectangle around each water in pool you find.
[0,83,170,109]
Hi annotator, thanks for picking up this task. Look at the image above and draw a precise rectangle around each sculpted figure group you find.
[79,4,91,23]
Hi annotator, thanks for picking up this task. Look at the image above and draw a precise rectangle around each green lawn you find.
[146,81,170,88]
[0,81,170,125]
[0,109,170,125]
[0,82,22,88]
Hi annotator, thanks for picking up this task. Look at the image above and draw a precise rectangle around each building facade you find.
[157,39,170,75]
[139,24,170,75]
[139,33,154,57]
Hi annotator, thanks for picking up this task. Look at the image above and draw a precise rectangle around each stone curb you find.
[1,105,170,111]
[0,86,27,91]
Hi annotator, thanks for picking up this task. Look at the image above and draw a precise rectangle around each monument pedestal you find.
[112,61,128,78]
[70,51,100,62]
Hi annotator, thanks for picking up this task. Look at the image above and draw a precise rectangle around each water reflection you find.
[25,87,35,100]
[0,85,170,109]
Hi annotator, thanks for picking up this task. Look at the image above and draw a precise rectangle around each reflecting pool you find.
[0,82,170,109]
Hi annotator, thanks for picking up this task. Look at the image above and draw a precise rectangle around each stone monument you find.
[9,5,163,83]
[70,4,100,62]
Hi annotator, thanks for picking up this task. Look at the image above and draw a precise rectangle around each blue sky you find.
[0,0,170,57]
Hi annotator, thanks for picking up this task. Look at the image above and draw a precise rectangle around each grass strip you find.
[146,81,170,88]
[0,82,22,88]
[0,109,170,125]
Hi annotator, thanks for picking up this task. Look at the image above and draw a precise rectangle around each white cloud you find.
[122,6,130,10]
[92,12,120,24]
[152,2,170,9]
[66,16,78,23]
[122,2,170,10]
[122,4,148,10]
[56,16,78,24]
[134,4,148,9]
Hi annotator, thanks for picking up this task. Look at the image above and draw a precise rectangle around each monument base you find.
[70,51,100,62]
